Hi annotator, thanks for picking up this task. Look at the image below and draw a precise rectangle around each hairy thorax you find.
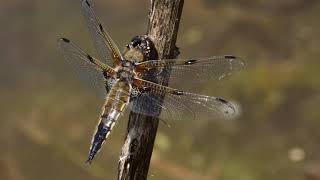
[116,60,137,83]
[123,48,144,63]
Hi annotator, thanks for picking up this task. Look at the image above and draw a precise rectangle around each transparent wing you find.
[135,55,245,90]
[130,78,238,121]
[81,0,122,66]
[130,92,187,121]
[57,38,116,96]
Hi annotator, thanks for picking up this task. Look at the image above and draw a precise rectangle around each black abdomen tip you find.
[85,157,93,164]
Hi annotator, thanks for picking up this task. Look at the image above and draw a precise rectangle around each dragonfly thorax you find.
[116,60,136,82]
[121,60,135,68]
[123,48,144,63]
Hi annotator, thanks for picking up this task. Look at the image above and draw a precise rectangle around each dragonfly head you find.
[123,35,158,63]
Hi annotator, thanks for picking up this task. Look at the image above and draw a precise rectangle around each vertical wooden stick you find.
[117,0,184,179]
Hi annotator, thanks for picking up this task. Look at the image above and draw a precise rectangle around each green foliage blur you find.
[1,0,320,180]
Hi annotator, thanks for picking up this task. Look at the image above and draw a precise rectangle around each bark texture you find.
[117,0,184,179]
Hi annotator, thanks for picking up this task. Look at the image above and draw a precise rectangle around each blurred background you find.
[1,0,320,179]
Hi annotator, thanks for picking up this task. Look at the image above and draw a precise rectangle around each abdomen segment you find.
[87,80,131,163]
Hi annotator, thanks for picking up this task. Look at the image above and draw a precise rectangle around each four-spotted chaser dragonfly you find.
[57,0,245,163]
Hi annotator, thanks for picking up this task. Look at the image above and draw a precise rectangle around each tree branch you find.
[117,0,184,179]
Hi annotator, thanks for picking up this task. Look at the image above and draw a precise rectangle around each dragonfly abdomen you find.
[87,80,131,163]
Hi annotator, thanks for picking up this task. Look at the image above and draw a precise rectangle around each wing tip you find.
[224,55,246,70]
[214,97,238,117]
[222,100,242,120]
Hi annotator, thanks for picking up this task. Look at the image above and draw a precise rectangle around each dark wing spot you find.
[216,97,228,104]
[185,59,197,65]
[87,54,94,62]
[224,55,236,59]
[173,90,184,95]
[61,38,70,43]
[85,0,91,7]
[99,24,104,32]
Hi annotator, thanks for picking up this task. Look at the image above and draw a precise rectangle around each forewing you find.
[81,0,122,66]
[57,38,113,97]
[130,78,238,121]
[135,55,245,90]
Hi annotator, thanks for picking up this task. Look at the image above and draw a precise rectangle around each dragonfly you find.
[57,0,245,164]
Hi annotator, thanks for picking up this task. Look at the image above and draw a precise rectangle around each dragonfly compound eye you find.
[131,37,142,47]
[128,35,158,61]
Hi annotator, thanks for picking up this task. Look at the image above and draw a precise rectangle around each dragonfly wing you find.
[57,38,116,97]
[130,78,238,121]
[81,0,122,66]
[135,56,245,91]
[130,92,188,121]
